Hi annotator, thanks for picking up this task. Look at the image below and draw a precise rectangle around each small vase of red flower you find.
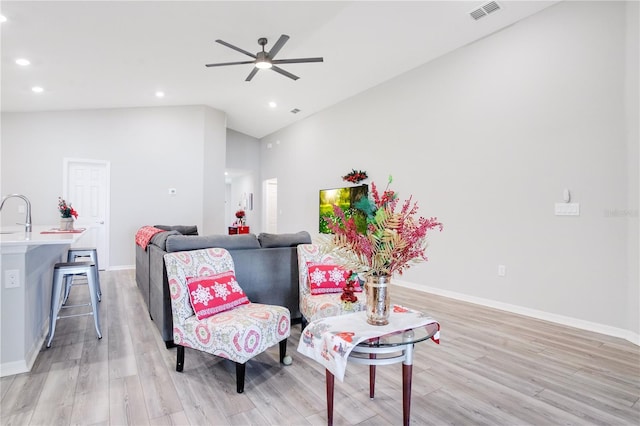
[58,197,78,231]
[234,209,246,227]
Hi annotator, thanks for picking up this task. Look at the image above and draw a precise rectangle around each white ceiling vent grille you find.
[469,1,502,21]
[290,108,301,114]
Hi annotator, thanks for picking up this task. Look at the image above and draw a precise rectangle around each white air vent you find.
[469,1,502,20]
[290,108,301,114]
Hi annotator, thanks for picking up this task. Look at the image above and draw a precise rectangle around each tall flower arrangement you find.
[323,176,442,277]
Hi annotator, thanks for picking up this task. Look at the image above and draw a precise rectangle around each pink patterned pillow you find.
[306,262,362,295]
[186,271,250,320]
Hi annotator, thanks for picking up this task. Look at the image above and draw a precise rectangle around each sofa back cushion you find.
[258,231,312,248]
[166,234,260,253]
[229,247,302,319]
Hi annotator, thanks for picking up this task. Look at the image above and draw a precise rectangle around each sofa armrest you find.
[258,231,311,248]
[154,224,199,235]
[135,244,150,308]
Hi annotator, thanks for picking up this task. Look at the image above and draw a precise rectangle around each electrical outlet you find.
[498,265,506,277]
[4,269,20,288]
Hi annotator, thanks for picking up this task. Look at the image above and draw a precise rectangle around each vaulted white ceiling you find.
[1,1,558,138]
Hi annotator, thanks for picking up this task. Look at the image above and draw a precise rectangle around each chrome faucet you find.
[0,194,32,233]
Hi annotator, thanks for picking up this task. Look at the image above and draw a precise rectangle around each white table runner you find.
[297,305,439,381]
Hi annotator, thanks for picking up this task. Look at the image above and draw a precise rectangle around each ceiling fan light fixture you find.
[255,60,272,69]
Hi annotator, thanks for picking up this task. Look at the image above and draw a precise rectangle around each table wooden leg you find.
[369,354,376,399]
[402,363,413,426]
[326,369,334,426]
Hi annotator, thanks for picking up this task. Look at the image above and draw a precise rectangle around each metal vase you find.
[365,275,391,325]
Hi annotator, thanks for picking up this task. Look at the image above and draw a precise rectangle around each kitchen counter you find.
[1,226,87,377]
[1,225,85,249]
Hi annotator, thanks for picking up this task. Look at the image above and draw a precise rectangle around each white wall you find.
[202,107,228,235]
[226,129,261,232]
[1,105,227,267]
[261,1,639,337]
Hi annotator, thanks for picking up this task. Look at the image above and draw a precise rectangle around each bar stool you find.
[47,261,102,348]
[65,248,101,302]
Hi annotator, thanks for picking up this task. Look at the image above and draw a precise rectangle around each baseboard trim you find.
[108,264,134,271]
[393,279,640,347]
[1,322,48,378]
[0,360,29,378]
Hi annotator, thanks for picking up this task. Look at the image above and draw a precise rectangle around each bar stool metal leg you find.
[47,261,102,348]
[86,264,102,339]
[46,267,65,348]
[67,248,101,302]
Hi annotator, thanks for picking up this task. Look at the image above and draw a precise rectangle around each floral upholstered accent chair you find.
[297,243,367,330]
[164,248,291,393]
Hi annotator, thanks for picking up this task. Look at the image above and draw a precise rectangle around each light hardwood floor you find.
[1,269,638,425]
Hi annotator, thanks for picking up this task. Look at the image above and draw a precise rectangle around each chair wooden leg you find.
[176,345,184,372]
[236,362,246,393]
[279,339,287,363]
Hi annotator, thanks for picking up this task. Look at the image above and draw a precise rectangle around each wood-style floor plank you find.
[1,268,638,425]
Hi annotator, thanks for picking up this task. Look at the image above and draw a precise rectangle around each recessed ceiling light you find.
[16,58,31,66]
[0,15,7,23]
[155,91,165,98]
[31,86,44,93]
[269,101,277,108]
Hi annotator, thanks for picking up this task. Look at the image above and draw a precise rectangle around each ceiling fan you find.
[205,34,323,82]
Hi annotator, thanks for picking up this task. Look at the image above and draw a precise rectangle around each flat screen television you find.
[319,184,368,234]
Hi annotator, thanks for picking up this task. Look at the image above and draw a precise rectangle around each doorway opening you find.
[63,158,110,270]
[264,178,278,233]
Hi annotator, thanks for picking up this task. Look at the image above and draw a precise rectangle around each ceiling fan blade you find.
[271,66,299,81]
[245,67,259,82]
[205,60,255,68]
[215,39,257,58]
[272,57,324,64]
[268,34,289,59]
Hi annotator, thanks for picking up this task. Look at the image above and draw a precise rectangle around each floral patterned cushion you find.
[306,262,362,295]
[187,271,250,320]
[164,248,290,364]
[297,244,367,322]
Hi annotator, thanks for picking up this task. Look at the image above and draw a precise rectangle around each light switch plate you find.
[555,203,580,216]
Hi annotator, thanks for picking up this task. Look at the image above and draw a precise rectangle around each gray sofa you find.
[135,228,311,347]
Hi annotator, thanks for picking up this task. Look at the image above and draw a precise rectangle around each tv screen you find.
[319,184,368,234]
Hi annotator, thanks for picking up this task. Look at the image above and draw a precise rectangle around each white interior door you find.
[265,178,278,233]
[64,158,110,270]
